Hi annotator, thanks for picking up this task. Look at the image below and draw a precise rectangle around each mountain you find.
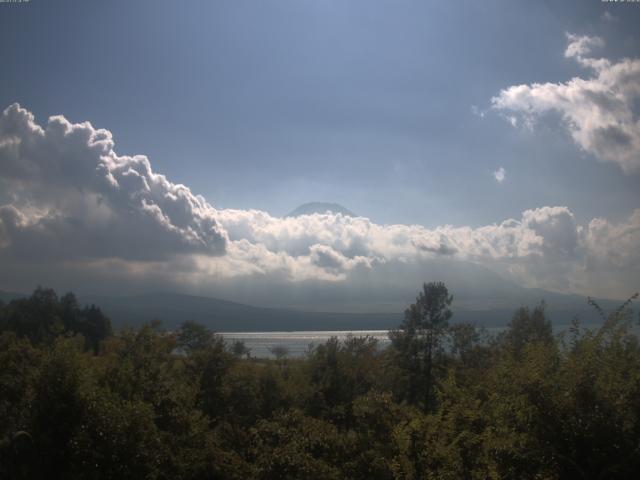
[78,292,401,331]
[287,202,356,217]
[75,290,622,332]
[0,290,26,303]
[2,281,625,332]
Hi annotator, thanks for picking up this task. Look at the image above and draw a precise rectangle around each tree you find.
[389,282,453,410]
[79,305,112,353]
[269,345,290,362]
[0,289,112,352]
[231,340,251,359]
[177,320,214,353]
[448,322,491,376]
[1,287,64,344]
[306,335,380,425]
[501,302,553,355]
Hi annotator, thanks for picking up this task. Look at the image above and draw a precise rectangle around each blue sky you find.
[1,0,639,305]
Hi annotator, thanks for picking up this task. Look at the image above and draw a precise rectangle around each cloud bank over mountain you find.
[492,33,640,174]
[0,104,638,303]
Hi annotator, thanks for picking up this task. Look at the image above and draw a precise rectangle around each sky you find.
[1,0,639,308]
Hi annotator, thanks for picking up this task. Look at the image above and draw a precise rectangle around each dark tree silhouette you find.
[177,320,214,353]
[0,288,111,352]
[501,302,553,354]
[389,281,452,410]
[269,345,290,361]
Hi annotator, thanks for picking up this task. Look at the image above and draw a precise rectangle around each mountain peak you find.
[286,202,356,218]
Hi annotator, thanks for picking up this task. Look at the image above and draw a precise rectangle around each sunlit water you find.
[220,324,613,358]
[221,330,391,358]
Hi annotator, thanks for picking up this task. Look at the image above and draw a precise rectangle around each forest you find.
[1,283,639,479]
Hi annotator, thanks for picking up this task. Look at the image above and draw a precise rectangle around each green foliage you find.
[1,285,639,479]
[0,333,41,444]
[389,282,453,410]
[0,287,111,352]
[499,302,554,355]
[177,320,215,353]
[306,335,380,425]
[231,339,251,358]
[251,409,345,479]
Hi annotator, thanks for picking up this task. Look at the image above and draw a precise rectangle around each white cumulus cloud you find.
[493,166,506,183]
[492,33,640,174]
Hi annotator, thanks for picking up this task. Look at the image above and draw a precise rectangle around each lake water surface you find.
[221,330,391,358]
[221,323,611,358]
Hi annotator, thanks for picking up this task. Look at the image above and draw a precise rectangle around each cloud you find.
[470,105,486,118]
[209,204,637,297]
[493,166,506,183]
[0,105,638,300]
[492,33,640,174]
[564,33,605,66]
[0,103,227,261]
[585,209,640,270]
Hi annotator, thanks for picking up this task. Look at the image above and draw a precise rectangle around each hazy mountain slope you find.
[79,292,401,331]
[77,290,621,332]
[2,278,625,332]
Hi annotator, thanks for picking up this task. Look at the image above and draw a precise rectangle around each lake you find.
[221,330,391,358]
[220,323,612,358]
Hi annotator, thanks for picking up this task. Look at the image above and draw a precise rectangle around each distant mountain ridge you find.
[78,292,400,331]
[0,290,24,304]
[0,288,625,332]
[74,291,626,331]
[287,202,356,218]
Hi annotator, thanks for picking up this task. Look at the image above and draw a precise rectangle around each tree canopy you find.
[1,285,639,479]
